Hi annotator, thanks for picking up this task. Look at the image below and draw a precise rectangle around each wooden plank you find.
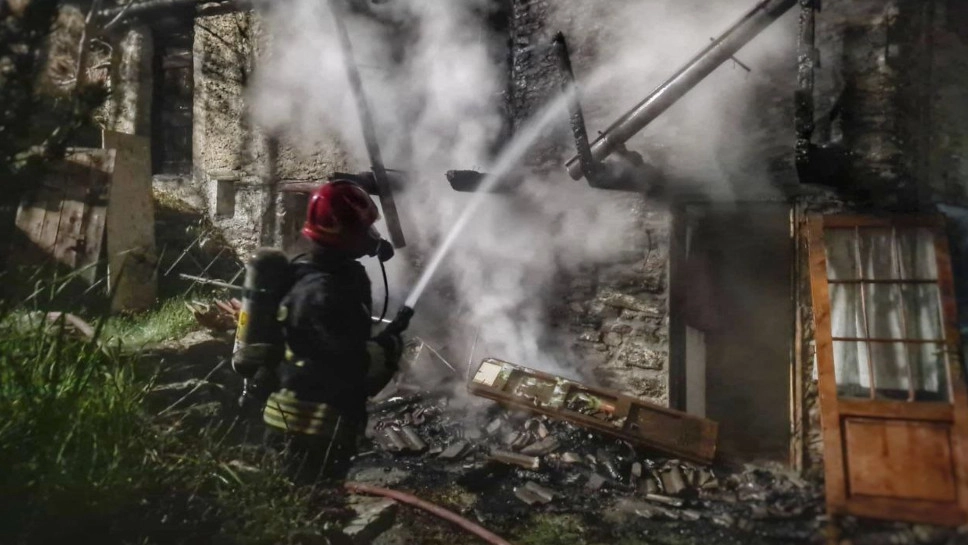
[37,186,65,259]
[51,167,87,269]
[831,337,945,343]
[845,496,965,527]
[822,215,945,229]
[667,205,687,412]
[792,204,805,471]
[77,150,115,283]
[806,215,849,512]
[837,399,954,421]
[827,279,939,284]
[844,418,956,502]
[932,221,968,521]
[103,131,157,312]
[13,188,53,257]
[468,358,718,464]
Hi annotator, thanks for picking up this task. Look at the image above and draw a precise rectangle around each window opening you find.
[151,32,194,176]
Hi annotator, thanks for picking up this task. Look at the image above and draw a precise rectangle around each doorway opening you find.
[671,203,794,464]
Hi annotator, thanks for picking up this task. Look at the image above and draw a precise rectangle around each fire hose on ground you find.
[344,482,514,545]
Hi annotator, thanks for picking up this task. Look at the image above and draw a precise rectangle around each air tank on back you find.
[231,247,291,382]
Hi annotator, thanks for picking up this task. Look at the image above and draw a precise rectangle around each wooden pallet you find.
[468,358,718,464]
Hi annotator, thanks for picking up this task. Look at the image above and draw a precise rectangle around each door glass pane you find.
[868,343,949,402]
[833,340,871,398]
[859,229,897,279]
[870,342,911,400]
[901,284,944,340]
[897,227,938,280]
[866,283,904,339]
[830,284,866,338]
[912,343,949,402]
[824,229,859,280]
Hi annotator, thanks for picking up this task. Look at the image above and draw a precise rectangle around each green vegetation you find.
[101,297,197,348]
[516,514,589,545]
[0,295,337,544]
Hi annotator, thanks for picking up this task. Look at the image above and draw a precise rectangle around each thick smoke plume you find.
[249,0,795,387]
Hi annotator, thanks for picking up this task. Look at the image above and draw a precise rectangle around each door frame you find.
[807,214,968,526]
[669,201,796,464]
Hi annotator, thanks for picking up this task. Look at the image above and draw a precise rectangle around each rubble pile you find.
[351,390,828,541]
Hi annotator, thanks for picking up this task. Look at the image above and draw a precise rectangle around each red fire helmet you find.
[301,180,380,251]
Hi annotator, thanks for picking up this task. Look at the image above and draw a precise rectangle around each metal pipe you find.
[564,0,797,180]
[327,0,407,248]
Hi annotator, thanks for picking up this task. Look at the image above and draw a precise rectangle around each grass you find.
[101,296,197,348]
[515,514,589,545]
[0,309,154,542]
[0,286,339,544]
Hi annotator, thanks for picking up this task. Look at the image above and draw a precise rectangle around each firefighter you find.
[262,179,408,485]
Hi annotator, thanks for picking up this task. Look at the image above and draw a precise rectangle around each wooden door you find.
[13,150,115,282]
[807,215,968,526]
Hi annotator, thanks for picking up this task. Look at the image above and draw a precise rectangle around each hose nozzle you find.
[384,306,414,336]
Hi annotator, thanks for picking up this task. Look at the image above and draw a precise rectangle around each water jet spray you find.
[403,89,581,310]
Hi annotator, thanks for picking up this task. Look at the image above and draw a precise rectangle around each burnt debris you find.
[354,385,828,542]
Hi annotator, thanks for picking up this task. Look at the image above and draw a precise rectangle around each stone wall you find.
[555,205,672,404]
[192,12,269,253]
[130,11,353,254]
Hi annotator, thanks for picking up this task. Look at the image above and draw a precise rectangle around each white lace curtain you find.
[823,227,948,401]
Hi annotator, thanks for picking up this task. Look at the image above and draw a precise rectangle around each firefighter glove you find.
[372,330,403,370]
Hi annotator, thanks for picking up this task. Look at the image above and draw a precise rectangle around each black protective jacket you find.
[276,249,380,419]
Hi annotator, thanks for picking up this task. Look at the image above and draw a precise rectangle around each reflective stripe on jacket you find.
[263,389,339,435]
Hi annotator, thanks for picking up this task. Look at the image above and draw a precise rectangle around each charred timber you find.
[328,0,406,248]
[445,170,521,193]
[564,0,797,180]
[553,32,602,185]
[793,0,847,187]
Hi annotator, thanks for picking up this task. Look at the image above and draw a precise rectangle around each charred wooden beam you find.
[552,32,603,186]
[793,0,847,188]
[327,0,406,248]
[553,32,661,193]
[445,170,521,193]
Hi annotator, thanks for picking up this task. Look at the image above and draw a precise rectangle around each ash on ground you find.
[348,389,755,543]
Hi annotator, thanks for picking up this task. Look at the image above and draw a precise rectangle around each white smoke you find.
[550,0,796,200]
[248,0,796,385]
